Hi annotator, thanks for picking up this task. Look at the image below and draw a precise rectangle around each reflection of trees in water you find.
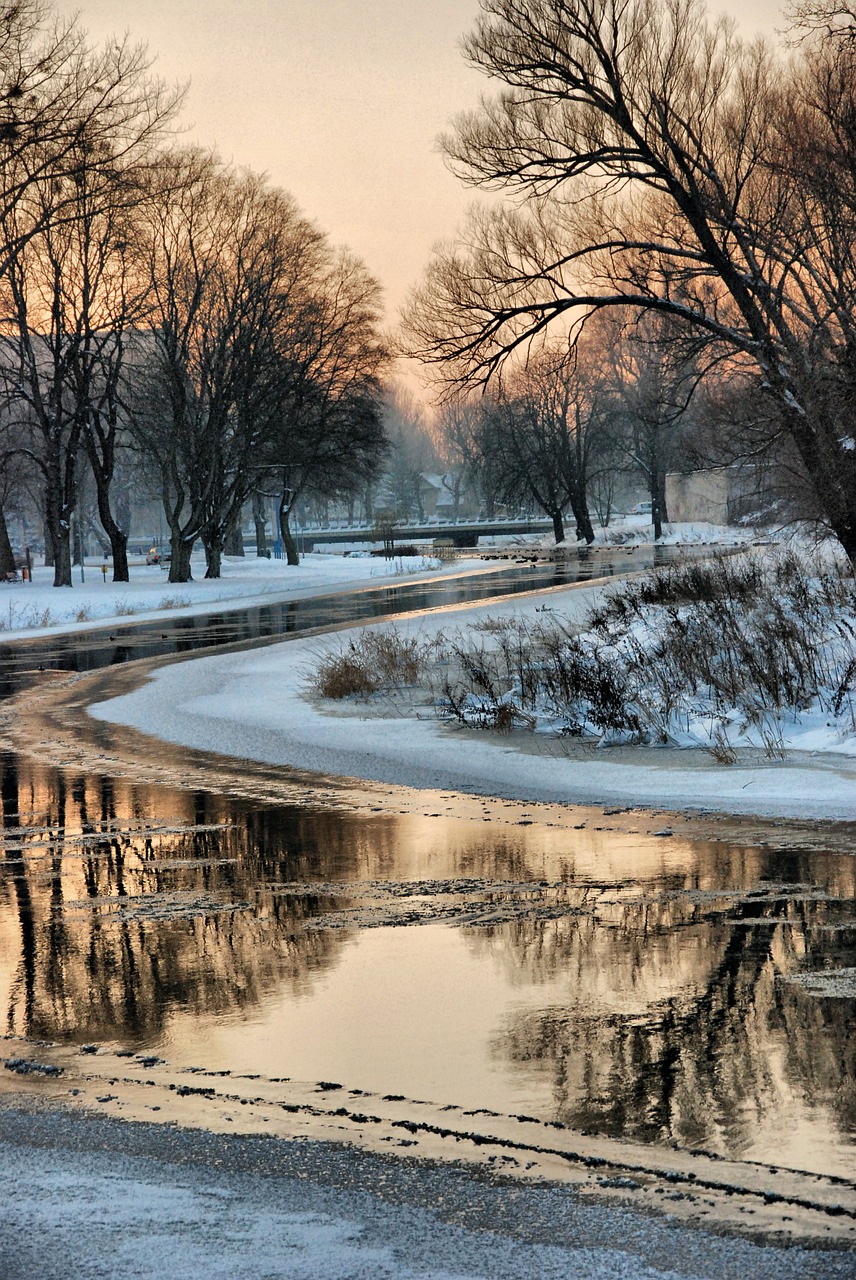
[473,867,856,1155]
[2,746,854,1159]
[0,756,370,1044]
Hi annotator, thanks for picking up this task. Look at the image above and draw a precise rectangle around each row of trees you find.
[0,1,387,585]
[430,309,710,544]
[404,0,856,565]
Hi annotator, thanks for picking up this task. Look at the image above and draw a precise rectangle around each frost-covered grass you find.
[319,549,856,761]
[438,549,856,758]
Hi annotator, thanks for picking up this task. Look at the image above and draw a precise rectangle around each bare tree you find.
[0,5,181,585]
[381,384,438,523]
[607,311,704,538]
[430,397,484,519]
[404,0,856,563]
[128,155,324,581]
[481,339,608,542]
[263,250,388,565]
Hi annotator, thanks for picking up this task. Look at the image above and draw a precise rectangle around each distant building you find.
[416,472,478,521]
[665,465,769,525]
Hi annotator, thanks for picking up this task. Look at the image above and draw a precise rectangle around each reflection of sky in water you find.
[163,925,525,1105]
[1,754,854,1179]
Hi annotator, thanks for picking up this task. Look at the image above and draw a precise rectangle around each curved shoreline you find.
[87,582,856,824]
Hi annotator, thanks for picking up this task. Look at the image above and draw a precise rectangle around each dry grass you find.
[439,550,856,757]
[313,627,431,699]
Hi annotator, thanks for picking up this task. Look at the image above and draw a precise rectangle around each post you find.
[76,519,85,584]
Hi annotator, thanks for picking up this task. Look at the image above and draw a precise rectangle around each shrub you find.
[313,626,430,699]
[437,550,856,758]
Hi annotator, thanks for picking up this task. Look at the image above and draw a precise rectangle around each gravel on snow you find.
[0,1106,852,1280]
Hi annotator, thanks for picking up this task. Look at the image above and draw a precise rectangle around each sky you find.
[54,0,784,339]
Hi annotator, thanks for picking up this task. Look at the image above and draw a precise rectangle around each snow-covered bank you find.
[91,576,856,822]
[3,1105,843,1280]
[557,517,763,549]
[0,551,484,639]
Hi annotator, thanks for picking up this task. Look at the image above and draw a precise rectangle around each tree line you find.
[404,0,856,565]
[0,1,387,585]
[384,308,752,545]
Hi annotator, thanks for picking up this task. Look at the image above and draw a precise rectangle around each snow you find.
[0,523,773,639]
[91,578,856,822]
[0,550,484,639]
[555,519,762,548]
[3,1108,831,1280]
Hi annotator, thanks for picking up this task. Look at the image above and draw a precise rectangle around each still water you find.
[0,553,854,1181]
[0,544,692,689]
[1,753,853,1178]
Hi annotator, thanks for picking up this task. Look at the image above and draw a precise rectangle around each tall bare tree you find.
[479,338,607,542]
[430,397,484,519]
[404,0,856,563]
[607,311,704,538]
[0,4,180,585]
[128,154,324,581]
[264,250,387,565]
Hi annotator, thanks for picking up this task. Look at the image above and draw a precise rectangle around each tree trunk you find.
[0,506,15,578]
[652,469,667,540]
[280,504,299,566]
[783,410,856,568]
[45,455,75,586]
[575,508,595,544]
[46,501,72,587]
[92,476,129,582]
[551,509,565,543]
[53,532,72,587]
[167,530,193,583]
[252,491,268,556]
[204,537,222,579]
[224,515,244,557]
[43,517,54,568]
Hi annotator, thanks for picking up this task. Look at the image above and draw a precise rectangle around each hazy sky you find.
[56,0,784,332]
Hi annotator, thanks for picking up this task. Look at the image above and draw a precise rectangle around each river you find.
[0,547,854,1213]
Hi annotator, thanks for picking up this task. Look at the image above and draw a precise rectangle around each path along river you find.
[0,546,854,1250]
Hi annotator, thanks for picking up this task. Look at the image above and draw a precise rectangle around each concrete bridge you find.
[294,517,553,551]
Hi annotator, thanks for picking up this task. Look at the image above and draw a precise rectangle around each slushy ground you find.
[0,1101,852,1280]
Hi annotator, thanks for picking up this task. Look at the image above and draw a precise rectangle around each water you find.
[0,544,691,690]
[0,550,853,1181]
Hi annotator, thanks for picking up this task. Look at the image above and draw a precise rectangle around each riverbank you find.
[0,519,759,639]
[2,546,854,1272]
[2,1097,851,1280]
[90,573,856,822]
[0,549,487,637]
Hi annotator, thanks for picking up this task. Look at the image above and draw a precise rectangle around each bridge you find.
[294,517,554,551]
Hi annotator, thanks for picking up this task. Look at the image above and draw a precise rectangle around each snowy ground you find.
[3,1104,848,1280]
[557,515,764,548]
[91,571,856,822]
